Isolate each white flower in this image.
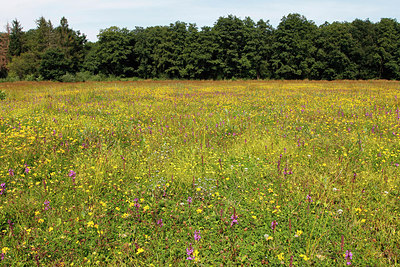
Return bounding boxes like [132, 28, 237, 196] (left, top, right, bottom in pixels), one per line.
[333, 188, 338, 191]
[337, 209, 343, 215]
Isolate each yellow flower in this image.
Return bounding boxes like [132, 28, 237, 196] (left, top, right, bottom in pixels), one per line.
[264, 234, 273, 241]
[2, 247, 10, 254]
[87, 221, 94, 228]
[38, 219, 44, 223]
[196, 209, 203, 214]
[295, 230, 303, 237]
[252, 215, 257, 219]
[193, 249, 199, 261]
[196, 187, 201, 192]
[136, 248, 144, 255]
[143, 205, 150, 211]
[300, 254, 310, 261]
[49, 227, 54, 232]
[277, 253, 284, 261]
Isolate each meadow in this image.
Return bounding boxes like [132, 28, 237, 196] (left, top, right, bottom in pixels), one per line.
[0, 80, 399, 266]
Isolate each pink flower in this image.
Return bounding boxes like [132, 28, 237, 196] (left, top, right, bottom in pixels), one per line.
[194, 230, 201, 241]
[271, 220, 278, 230]
[186, 243, 194, 260]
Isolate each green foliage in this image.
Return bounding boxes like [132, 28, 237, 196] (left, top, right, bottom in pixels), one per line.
[96, 27, 135, 77]
[8, 19, 24, 58]
[7, 52, 40, 79]
[0, 90, 6, 100]
[3, 14, 400, 81]
[271, 13, 318, 79]
[39, 48, 71, 80]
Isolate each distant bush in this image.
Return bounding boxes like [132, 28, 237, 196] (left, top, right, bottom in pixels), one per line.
[60, 73, 76, 83]
[25, 74, 37, 81]
[0, 90, 6, 100]
[75, 71, 93, 82]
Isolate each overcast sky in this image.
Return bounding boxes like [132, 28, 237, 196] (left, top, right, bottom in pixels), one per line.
[1, 0, 399, 41]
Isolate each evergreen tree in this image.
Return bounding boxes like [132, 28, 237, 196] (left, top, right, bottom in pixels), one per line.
[8, 19, 24, 58]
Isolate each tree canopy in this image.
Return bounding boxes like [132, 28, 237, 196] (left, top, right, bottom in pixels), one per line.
[1, 14, 400, 81]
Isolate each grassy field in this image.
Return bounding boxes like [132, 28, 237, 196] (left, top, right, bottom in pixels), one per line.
[0, 80, 399, 266]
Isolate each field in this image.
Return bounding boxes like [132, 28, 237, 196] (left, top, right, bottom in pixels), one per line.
[0, 80, 399, 266]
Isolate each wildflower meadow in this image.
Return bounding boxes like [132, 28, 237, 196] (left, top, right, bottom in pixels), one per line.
[0, 80, 399, 265]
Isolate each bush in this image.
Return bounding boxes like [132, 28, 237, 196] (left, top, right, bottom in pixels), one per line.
[25, 74, 37, 81]
[60, 73, 76, 83]
[75, 71, 93, 82]
[0, 90, 6, 100]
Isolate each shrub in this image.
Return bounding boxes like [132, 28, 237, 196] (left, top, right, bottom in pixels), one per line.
[60, 73, 76, 83]
[0, 90, 6, 100]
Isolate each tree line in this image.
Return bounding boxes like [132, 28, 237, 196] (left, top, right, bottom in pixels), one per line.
[1, 14, 400, 81]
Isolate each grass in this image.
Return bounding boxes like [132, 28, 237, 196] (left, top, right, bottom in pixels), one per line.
[0, 80, 399, 265]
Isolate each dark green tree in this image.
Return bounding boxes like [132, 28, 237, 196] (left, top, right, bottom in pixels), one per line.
[35, 17, 55, 53]
[271, 14, 318, 79]
[8, 19, 24, 58]
[192, 26, 220, 79]
[96, 26, 135, 77]
[375, 18, 400, 79]
[316, 22, 357, 80]
[39, 48, 71, 80]
[213, 15, 248, 79]
[349, 19, 380, 79]
[55, 17, 87, 74]
[243, 19, 274, 79]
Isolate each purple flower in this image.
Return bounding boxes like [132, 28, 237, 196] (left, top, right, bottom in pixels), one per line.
[345, 250, 353, 265]
[44, 200, 51, 211]
[194, 230, 201, 241]
[157, 218, 163, 227]
[0, 253, 4, 260]
[0, 183, 5, 195]
[231, 214, 238, 226]
[345, 250, 352, 260]
[187, 197, 192, 206]
[8, 169, 14, 177]
[186, 243, 194, 260]
[68, 170, 76, 178]
[271, 220, 278, 230]
[134, 198, 140, 208]
[306, 195, 313, 202]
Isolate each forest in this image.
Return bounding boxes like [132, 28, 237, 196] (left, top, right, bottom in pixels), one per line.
[0, 14, 399, 81]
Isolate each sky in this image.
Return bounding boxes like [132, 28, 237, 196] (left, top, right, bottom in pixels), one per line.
[1, 0, 399, 41]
